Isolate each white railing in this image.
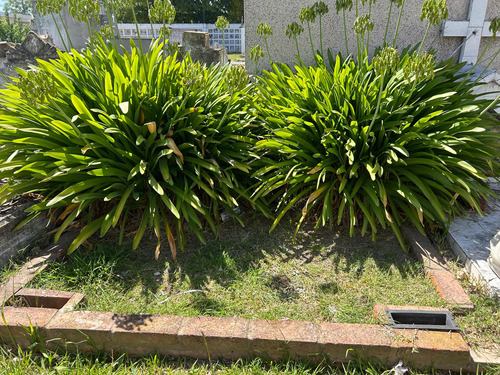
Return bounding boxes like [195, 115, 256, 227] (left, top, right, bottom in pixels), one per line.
[117, 23, 245, 53]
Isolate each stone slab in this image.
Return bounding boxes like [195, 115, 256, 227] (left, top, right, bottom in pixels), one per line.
[248, 319, 321, 359]
[447, 180, 500, 297]
[111, 314, 183, 357]
[403, 227, 474, 309]
[44, 311, 115, 352]
[0, 200, 48, 267]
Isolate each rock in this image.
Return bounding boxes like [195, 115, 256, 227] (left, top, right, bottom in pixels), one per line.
[180, 31, 227, 66]
[182, 31, 209, 50]
[21, 31, 47, 55]
[6, 31, 59, 64]
[488, 232, 500, 278]
[0, 42, 12, 58]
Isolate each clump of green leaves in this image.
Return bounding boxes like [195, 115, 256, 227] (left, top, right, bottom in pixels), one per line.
[404, 52, 435, 82]
[490, 17, 500, 37]
[0, 38, 262, 260]
[0, 14, 30, 43]
[353, 14, 374, 37]
[421, 0, 448, 26]
[299, 5, 317, 58]
[68, 0, 101, 23]
[16, 70, 58, 106]
[372, 46, 399, 75]
[254, 50, 500, 246]
[149, 0, 176, 24]
[35, 0, 66, 15]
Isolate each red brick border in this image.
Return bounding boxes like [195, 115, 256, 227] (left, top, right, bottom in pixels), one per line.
[403, 227, 474, 310]
[0, 308, 473, 372]
[0, 232, 76, 305]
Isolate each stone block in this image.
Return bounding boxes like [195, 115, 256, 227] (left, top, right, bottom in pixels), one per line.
[0, 42, 12, 58]
[395, 329, 471, 371]
[21, 32, 48, 56]
[0, 200, 49, 267]
[180, 31, 226, 66]
[182, 31, 209, 49]
[6, 31, 59, 64]
[0, 307, 58, 347]
[318, 323, 392, 361]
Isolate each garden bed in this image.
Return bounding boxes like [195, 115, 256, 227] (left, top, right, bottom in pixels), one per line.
[24, 213, 444, 323]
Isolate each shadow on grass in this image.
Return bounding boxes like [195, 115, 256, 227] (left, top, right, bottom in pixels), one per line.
[167, 211, 418, 292]
[28, 210, 430, 319]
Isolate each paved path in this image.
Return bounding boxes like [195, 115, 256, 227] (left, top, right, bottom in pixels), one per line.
[447, 180, 500, 297]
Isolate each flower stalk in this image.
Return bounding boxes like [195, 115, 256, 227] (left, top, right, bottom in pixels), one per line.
[257, 22, 273, 64]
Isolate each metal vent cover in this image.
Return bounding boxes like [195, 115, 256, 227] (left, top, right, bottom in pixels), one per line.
[385, 309, 460, 331]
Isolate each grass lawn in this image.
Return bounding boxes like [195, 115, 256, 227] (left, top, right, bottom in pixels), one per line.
[2, 214, 499, 372]
[25, 213, 443, 323]
[1, 345, 499, 374]
[228, 53, 245, 62]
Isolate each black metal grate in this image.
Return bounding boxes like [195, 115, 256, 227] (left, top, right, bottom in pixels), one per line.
[386, 309, 460, 331]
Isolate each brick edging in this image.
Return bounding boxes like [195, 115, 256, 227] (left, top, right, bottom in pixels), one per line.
[403, 227, 474, 310]
[0, 308, 473, 372]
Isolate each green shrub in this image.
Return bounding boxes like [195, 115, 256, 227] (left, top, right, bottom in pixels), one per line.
[0, 14, 30, 43]
[0, 37, 260, 259]
[253, 51, 500, 246]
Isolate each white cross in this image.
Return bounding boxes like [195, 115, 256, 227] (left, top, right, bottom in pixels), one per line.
[442, 0, 497, 64]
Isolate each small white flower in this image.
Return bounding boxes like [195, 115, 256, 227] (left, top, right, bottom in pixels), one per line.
[392, 361, 409, 375]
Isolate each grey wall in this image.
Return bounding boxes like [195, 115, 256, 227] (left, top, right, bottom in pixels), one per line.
[31, 1, 99, 51]
[245, 0, 500, 71]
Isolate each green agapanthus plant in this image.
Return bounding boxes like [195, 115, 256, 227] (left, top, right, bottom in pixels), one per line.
[257, 22, 273, 64]
[250, 45, 265, 76]
[299, 5, 317, 58]
[215, 16, 230, 59]
[0, 37, 264, 260]
[286, 22, 305, 61]
[335, 0, 353, 55]
[313, 1, 329, 57]
[149, 0, 176, 48]
[68, 0, 101, 38]
[254, 50, 500, 247]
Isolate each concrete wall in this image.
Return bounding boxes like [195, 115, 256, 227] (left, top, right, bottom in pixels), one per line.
[0, 11, 33, 25]
[245, 0, 500, 71]
[0, 201, 48, 267]
[31, 1, 101, 51]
